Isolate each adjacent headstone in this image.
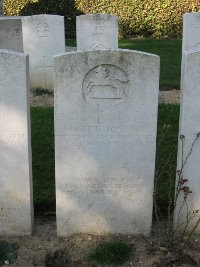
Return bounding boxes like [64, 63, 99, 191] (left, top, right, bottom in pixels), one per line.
[0, 17, 23, 52]
[0, 0, 3, 15]
[175, 50, 200, 232]
[182, 12, 200, 52]
[54, 49, 160, 236]
[65, 46, 76, 52]
[22, 15, 65, 90]
[0, 49, 33, 235]
[76, 14, 118, 50]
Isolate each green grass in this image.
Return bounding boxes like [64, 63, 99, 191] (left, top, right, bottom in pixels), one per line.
[89, 241, 131, 265]
[66, 39, 182, 87]
[156, 104, 180, 212]
[0, 241, 19, 266]
[31, 105, 180, 213]
[66, 39, 76, 47]
[31, 107, 55, 213]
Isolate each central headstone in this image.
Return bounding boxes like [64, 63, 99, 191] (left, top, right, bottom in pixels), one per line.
[22, 15, 65, 90]
[54, 49, 159, 236]
[0, 49, 33, 235]
[76, 14, 118, 50]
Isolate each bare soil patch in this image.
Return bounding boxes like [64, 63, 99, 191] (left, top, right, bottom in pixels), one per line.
[1, 216, 200, 267]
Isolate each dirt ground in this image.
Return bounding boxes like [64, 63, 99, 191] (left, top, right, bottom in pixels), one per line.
[30, 89, 181, 107]
[0, 89, 191, 267]
[1, 215, 200, 267]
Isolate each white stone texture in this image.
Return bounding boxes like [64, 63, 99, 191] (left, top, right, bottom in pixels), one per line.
[175, 50, 200, 232]
[0, 17, 23, 52]
[76, 14, 118, 50]
[0, 50, 33, 235]
[22, 15, 65, 90]
[65, 46, 76, 52]
[182, 12, 200, 52]
[54, 49, 160, 236]
[0, 0, 3, 15]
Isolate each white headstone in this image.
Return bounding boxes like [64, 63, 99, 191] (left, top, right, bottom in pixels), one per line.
[76, 14, 118, 50]
[182, 12, 200, 52]
[0, 50, 33, 235]
[0, 17, 23, 52]
[54, 49, 160, 236]
[0, 0, 3, 15]
[22, 14, 65, 90]
[175, 50, 200, 232]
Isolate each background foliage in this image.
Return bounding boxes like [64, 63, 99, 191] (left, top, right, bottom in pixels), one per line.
[3, 0, 200, 38]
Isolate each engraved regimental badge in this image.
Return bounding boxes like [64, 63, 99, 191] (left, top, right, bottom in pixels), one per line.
[83, 64, 129, 112]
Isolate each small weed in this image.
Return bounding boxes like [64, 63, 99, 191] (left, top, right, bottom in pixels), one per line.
[45, 249, 69, 267]
[0, 241, 19, 266]
[89, 241, 131, 265]
[33, 88, 53, 97]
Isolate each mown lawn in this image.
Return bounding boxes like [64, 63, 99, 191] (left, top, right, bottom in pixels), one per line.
[66, 39, 182, 88]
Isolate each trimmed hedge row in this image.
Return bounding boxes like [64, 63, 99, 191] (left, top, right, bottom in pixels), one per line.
[4, 0, 200, 38]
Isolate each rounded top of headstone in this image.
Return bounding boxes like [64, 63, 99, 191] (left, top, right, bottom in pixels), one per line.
[184, 11, 200, 19]
[76, 13, 118, 22]
[22, 14, 64, 21]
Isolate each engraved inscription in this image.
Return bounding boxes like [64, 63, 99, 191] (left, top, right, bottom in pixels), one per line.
[89, 33, 106, 49]
[65, 177, 144, 198]
[56, 122, 155, 146]
[0, 134, 25, 146]
[0, 21, 22, 51]
[82, 65, 129, 112]
[191, 23, 200, 29]
[0, 207, 22, 230]
[34, 16, 50, 37]
[0, 24, 21, 41]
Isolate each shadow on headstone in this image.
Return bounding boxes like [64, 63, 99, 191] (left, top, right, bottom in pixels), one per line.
[19, 0, 84, 38]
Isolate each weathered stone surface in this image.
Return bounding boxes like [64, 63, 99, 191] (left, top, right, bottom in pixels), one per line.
[0, 17, 23, 52]
[0, 49, 33, 235]
[175, 50, 200, 232]
[65, 46, 76, 52]
[54, 49, 160, 236]
[22, 15, 65, 90]
[76, 14, 118, 50]
[182, 12, 200, 52]
[0, 0, 3, 15]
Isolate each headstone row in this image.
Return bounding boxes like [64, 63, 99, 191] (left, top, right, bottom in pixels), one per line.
[0, 14, 118, 91]
[0, 13, 160, 236]
[0, 15, 65, 90]
[1, 11, 200, 237]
